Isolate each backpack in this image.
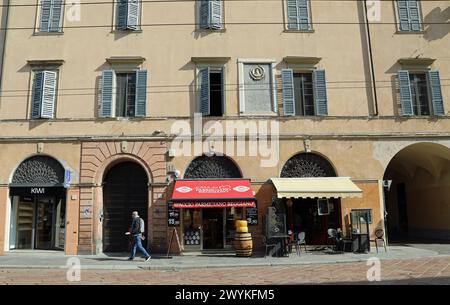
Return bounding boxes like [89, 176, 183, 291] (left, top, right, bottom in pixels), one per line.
[133, 217, 145, 234]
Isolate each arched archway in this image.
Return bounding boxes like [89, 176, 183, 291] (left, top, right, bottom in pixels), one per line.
[102, 161, 149, 252]
[184, 155, 242, 179]
[280, 152, 340, 245]
[8, 155, 67, 251]
[384, 142, 450, 242]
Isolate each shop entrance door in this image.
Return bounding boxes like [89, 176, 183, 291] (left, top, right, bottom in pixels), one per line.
[35, 197, 55, 249]
[202, 209, 224, 249]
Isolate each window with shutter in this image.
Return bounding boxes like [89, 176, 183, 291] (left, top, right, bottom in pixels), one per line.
[117, 0, 140, 31]
[281, 69, 295, 116]
[100, 70, 116, 117]
[313, 70, 328, 116]
[398, 70, 413, 116]
[286, 0, 312, 31]
[199, 0, 223, 30]
[135, 70, 148, 117]
[199, 68, 211, 116]
[31, 70, 57, 119]
[39, 0, 64, 32]
[428, 71, 445, 116]
[396, 0, 423, 32]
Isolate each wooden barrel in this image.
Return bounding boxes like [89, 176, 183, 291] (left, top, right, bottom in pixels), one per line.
[234, 232, 253, 257]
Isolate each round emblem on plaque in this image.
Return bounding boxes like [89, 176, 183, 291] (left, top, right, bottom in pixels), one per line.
[249, 66, 265, 81]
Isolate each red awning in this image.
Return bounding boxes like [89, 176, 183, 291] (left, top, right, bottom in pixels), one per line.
[171, 179, 256, 208]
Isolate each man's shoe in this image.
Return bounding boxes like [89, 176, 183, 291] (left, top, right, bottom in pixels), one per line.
[128, 257, 134, 261]
[145, 256, 151, 262]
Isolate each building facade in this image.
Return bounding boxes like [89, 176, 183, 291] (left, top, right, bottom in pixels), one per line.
[0, 0, 449, 255]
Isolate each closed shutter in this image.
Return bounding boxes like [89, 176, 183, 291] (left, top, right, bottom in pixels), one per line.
[397, 0, 411, 31]
[49, 0, 64, 32]
[408, 0, 422, 31]
[281, 69, 295, 116]
[39, 0, 52, 32]
[298, 0, 310, 30]
[127, 0, 140, 30]
[41, 71, 57, 118]
[135, 69, 148, 117]
[117, 0, 128, 30]
[31, 71, 45, 119]
[287, 0, 299, 30]
[200, 1, 209, 29]
[398, 70, 413, 116]
[101, 70, 116, 117]
[287, 0, 310, 30]
[428, 71, 445, 116]
[199, 68, 210, 116]
[209, 0, 222, 29]
[313, 69, 328, 116]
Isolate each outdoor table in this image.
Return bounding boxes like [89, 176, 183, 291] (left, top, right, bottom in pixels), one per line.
[270, 235, 290, 257]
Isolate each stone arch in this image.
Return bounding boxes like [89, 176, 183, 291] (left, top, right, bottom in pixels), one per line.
[383, 142, 450, 241]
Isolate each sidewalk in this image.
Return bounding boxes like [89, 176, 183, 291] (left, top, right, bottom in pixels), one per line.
[0, 245, 447, 270]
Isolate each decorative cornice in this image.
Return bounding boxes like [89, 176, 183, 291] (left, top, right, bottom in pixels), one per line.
[106, 56, 146, 65]
[398, 58, 436, 67]
[27, 59, 65, 67]
[191, 57, 231, 64]
[283, 56, 322, 65]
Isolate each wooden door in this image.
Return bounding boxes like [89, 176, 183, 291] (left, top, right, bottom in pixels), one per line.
[103, 162, 148, 252]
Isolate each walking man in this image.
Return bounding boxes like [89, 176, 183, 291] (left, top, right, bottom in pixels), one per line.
[128, 211, 151, 261]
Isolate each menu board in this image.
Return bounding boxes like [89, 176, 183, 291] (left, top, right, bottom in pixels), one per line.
[246, 205, 258, 226]
[167, 202, 180, 227]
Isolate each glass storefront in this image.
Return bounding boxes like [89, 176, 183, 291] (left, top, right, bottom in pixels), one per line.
[10, 195, 66, 250]
[182, 208, 245, 251]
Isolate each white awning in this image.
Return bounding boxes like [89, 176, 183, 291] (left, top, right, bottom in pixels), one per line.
[270, 177, 363, 199]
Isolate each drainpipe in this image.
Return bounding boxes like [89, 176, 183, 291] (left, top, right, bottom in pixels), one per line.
[363, 0, 379, 116]
[0, 0, 10, 98]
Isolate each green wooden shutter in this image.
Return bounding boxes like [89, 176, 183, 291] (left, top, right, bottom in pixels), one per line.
[209, 0, 222, 29]
[41, 71, 57, 118]
[117, 0, 128, 30]
[298, 0, 311, 30]
[408, 0, 422, 31]
[127, 0, 140, 30]
[31, 71, 44, 119]
[428, 71, 444, 116]
[281, 69, 295, 116]
[49, 0, 63, 32]
[199, 68, 210, 116]
[398, 70, 413, 116]
[313, 69, 328, 116]
[39, 0, 52, 32]
[287, 0, 299, 30]
[200, 1, 209, 29]
[135, 69, 148, 117]
[101, 70, 116, 117]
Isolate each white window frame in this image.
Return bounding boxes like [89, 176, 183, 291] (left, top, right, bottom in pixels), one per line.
[195, 64, 227, 116]
[29, 67, 60, 119]
[113, 0, 143, 32]
[238, 58, 278, 116]
[283, 0, 314, 32]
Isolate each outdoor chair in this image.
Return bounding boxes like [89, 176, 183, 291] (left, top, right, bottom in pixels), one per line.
[371, 229, 387, 253]
[263, 236, 279, 258]
[296, 232, 307, 256]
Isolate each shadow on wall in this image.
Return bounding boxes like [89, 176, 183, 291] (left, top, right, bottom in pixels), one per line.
[423, 6, 450, 41]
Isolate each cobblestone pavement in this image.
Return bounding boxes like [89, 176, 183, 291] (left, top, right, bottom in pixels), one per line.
[1, 256, 449, 284]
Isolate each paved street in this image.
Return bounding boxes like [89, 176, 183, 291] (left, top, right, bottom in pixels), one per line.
[0, 256, 449, 284]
